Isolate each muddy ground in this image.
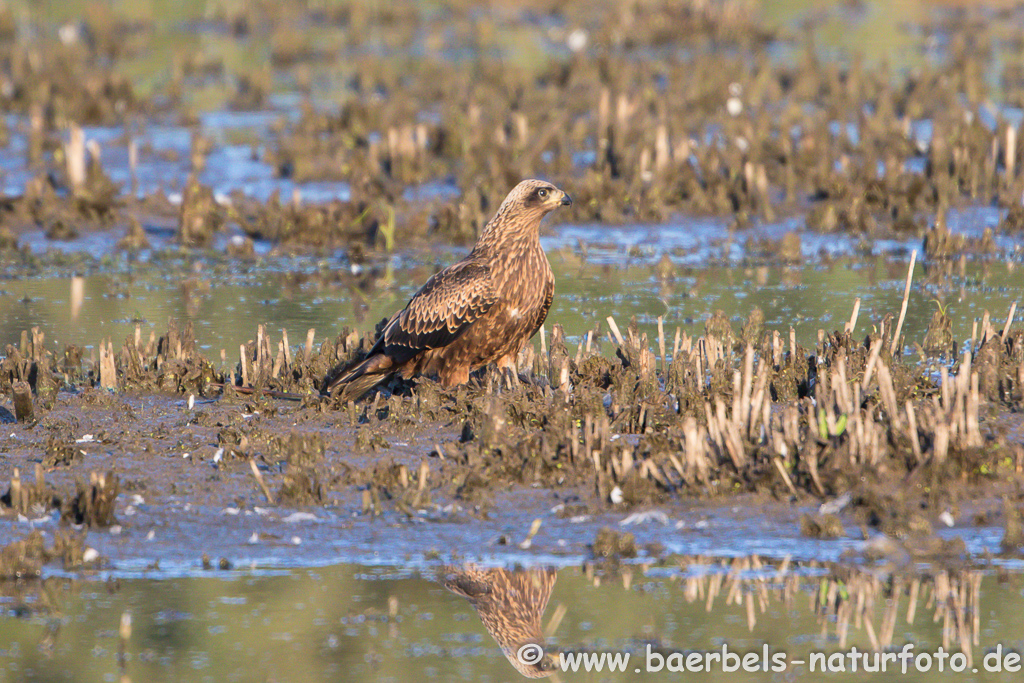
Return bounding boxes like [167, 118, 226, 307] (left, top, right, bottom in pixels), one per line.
[0, 385, 1017, 575]
[0, 300, 1022, 580]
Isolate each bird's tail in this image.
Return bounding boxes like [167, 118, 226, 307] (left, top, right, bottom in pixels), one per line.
[324, 352, 395, 402]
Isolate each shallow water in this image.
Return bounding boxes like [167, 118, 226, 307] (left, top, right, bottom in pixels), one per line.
[2, 561, 1023, 682]
[0, 228, 1019, 365]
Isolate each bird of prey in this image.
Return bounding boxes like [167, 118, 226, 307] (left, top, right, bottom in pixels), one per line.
[443, 565, 559, 678]
[326, 178, 571, 401]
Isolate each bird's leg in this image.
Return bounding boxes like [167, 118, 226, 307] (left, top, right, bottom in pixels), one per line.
[495, 355, 520, 392]
[501, 366, 520, 391]
[441, 364, 472, 389]
[481, 366, 506, 394]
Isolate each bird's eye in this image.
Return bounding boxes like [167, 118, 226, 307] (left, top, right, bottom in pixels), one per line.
[537, 188, 548, 199]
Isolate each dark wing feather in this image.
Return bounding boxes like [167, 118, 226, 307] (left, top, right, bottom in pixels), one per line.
[324, 259, 495, 397]
[442, 569, 495, 601]
[381, 259, 497, 361]
[529, 277, 554, 338]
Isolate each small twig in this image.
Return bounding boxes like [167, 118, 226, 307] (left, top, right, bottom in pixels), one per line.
[66, 124, 86, 194]
[606, 316, 625, 346]
[861, 337, 884, 392]
[249, 458, 276, 504]
[99, 339, 117, 390]
[544, 603, 567, 638]
[240, 344, 249, 386]
[304, 328, 316, 363]
[772, 457, 799, 497]
[845, 298, 861, 336]
[657, 316, 667, 374]
[1003, 301, 1017, 338]
[518, 518, 543, 549]
[890, 250, 916, 356]
[413, 460, 430, 506]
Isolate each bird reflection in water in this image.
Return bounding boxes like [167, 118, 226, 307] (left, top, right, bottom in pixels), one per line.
[443, 565, 560, 678]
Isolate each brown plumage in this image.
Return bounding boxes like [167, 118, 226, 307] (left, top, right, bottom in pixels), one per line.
[326, 179, 571, 401]
[443, 565, 559, 678]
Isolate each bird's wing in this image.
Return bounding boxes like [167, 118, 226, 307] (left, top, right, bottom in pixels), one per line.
[530, 276, 554, 338]
[382, 259, 497, 356]
[442, 568, 495, 601]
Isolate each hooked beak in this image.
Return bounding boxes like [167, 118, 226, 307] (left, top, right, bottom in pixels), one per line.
[559, 191, 573, 206]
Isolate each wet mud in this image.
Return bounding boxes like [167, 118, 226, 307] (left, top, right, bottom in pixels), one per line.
[0, 295, 1021, 576]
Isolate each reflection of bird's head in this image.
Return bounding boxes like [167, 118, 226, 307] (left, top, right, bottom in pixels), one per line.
[443, 565, 559, 678]
[507, 637, 560, 679]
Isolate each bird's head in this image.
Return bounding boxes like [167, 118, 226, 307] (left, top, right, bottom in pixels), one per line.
[491, 179, 572, 226]
[476, 179, 572, 249]
[509, 179, 573, 218]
